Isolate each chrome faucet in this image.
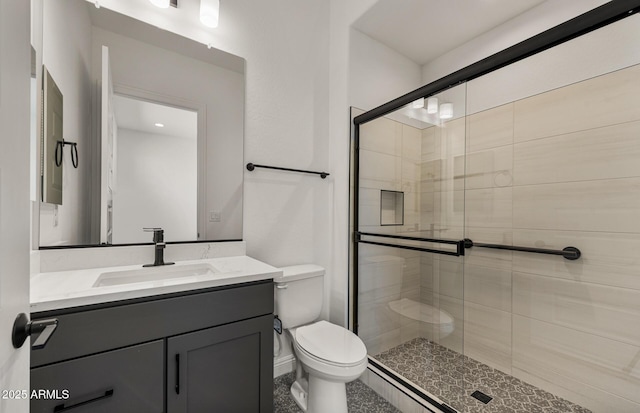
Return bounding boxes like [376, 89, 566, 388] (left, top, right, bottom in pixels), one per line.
[143, 228, 175, 267]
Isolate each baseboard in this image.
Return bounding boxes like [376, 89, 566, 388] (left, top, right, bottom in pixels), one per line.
[274, 354, 296, 378]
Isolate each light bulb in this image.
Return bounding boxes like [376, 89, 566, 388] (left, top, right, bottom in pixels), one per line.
[412, 98, 425, 109]
[427, 97, 438, 114]
[200, 0, 220, 28]
[439, 103, 453, 119]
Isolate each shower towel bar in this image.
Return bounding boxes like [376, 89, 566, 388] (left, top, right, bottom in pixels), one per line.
[355, 232, 465, 257]
[463, 238, 581, 260]
[246, 163, 329, 179]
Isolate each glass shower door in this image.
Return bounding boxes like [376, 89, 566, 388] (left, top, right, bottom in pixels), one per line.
[354, 84, 467, 411]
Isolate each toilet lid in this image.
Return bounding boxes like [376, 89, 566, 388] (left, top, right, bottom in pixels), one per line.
[294, 320, 367, 365]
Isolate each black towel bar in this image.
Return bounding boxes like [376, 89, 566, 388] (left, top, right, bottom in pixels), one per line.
[246, 163, 329, 179]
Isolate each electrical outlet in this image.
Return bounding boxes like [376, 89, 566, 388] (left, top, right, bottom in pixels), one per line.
[273, 315, 282, 334]
[209, 211, 221, 222]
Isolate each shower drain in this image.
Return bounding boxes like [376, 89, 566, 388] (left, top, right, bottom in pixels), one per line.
[470, 390, 493, 404]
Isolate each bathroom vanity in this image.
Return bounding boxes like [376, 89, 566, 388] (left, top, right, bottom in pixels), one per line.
[29, 256, 278, 413]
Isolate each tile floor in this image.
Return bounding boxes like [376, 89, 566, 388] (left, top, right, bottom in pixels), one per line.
[375, 338, 592, 413]
[274, 372, 401, 413]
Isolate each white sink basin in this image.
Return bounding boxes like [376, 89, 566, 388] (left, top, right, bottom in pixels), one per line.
[93, 263, 218, 287]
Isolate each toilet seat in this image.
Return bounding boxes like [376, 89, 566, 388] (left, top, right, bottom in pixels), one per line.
[293, 320, 367, 367]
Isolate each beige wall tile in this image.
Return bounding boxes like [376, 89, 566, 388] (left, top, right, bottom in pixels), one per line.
[438, 259, 464, 300]
[465, 187, 513, 229]
[434, 190, 465, 229]
[513, 367, 640, 413]
[513, 316, 640, 407]
[513, 229, 640, 291]
[437, 295, 463, 353]
[420, 159, 440, 192]
[464, 264, 512, 312]
[514, 120, 640, 185]
[464, 226, 513, 270]
[464, 302, 512, 375]
[513, 178, 640, 233]
[513, 272, 640, 347]
[358, 187, 381, 227]
[421, 126, 439, 162]
[359, 149, 401, 184]
[440, 117, 467, 158]
[360, 116, 402, 156]
[514, 64, 640, 142]
[465, 145, 513, 189]
[466, 103, 514, 152]
[402, 124, 422, 162]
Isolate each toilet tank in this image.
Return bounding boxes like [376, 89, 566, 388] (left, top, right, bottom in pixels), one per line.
[275, 265, 325, 329]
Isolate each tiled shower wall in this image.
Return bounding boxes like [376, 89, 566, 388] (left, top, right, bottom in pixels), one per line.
[431, 63, 640, 413]
[359, 63, 640, 413]
[357, 118, 426, 355]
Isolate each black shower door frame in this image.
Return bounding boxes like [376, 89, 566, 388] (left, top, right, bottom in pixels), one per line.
[351, 1, 640, 411]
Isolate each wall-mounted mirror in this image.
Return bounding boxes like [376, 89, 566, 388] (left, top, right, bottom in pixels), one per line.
[35, 0, 245, 247]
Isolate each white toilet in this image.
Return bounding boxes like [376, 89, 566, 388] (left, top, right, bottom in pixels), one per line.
[275, 265, 368, 413]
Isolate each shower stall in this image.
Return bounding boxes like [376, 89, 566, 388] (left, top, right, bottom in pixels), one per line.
[350, 3, 640, 413]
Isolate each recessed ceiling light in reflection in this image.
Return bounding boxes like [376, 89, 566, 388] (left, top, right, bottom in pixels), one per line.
[439, 103, 453, 119]
[426, 97, 438, 114]
[155, 123, 165, 128]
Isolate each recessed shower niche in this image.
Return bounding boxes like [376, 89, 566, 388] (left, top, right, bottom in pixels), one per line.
[380, 190, 404, 226]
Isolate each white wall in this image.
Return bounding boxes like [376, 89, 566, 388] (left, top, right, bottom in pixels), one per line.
[89, 0, 335, 368]
[349, 28, 422, 111]
[466, 14, 640, 114]
[39, 0, 93, 246]
[421, 0, 610, 85]
[112, 129, 197, 244]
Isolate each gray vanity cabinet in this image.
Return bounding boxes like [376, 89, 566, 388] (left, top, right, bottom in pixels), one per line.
[167, 315, 273, 412]
[31, 341, 164, 413]
[30, 280, 274, 413]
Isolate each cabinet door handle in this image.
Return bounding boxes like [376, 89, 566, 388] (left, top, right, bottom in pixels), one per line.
[53, 389, 114, 412]
[12, 313, 58, 350]
[175, 354, 180, 395]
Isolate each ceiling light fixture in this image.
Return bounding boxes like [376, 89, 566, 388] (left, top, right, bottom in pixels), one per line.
[412, 98, 425, 109]
[149, 0, 170, 8]
[439, 103, 453, 119]
[427, 97, 439, 114]
[155, 123, 165, 128]
[200, 0, 220, 28]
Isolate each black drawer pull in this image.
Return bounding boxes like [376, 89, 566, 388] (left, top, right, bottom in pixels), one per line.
[53, 389, 114, 412]
[175, 354, 180, 394]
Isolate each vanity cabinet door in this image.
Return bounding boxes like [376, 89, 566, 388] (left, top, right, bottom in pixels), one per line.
[31, 340, 164, 413]
[167, 315, 273, 413]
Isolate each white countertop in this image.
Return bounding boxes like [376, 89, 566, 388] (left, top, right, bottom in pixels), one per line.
[30, 255, 281, 313]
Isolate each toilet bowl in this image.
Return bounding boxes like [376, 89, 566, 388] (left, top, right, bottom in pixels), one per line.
[289, 320, 368, 412]
[275, 265, 368, 413]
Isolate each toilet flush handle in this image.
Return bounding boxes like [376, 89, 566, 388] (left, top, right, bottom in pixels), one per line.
[276, 283, 289, 289]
